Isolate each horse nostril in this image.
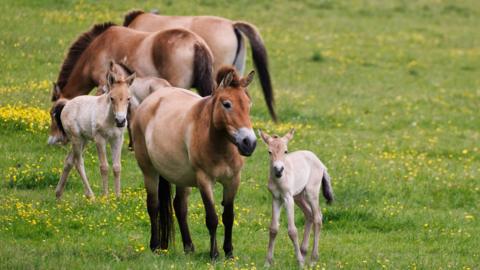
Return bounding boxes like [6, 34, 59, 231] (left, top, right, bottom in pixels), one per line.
[242, 138, 249, 147]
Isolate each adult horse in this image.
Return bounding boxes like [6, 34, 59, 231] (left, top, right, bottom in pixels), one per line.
[132, 66, 257, 259]
[48, 22, 214, 145]
[124, 10, 277, 120]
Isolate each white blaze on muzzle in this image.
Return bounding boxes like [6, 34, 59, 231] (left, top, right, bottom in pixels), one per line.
[233, 127, 257, 156]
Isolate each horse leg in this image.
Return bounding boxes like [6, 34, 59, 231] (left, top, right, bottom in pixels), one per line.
[55, 151, 74, 199]
[72, 139, 94, 199]
[144, 171, 160, 251]
[95, 136, 109, 197]
[306, 192, 322, 264]
[265, 198, 282, 267]
[110, 136, 123, 198]
[127, 104, 134, 151]
[196, 171, 219, 260]
[285, 195, 304, 267]
[221, 173, 240, 258]
[173, 187, 194, 253]
[294, 194, 314, 257]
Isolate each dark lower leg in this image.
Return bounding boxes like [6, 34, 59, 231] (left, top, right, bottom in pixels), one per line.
[222, 201, 234, 258]
[173, 189, 194, 253]
[200, 192, 218, 260]
[147, 193, 160, 251]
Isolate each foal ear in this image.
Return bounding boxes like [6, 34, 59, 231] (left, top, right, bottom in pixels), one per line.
[106, 70, 116, 89]
[218, 70, 234, 89]
[258, 129, 271, 144]
[283, 128, 295, 142]
[241, 70, 255, 87]
[126, 72, 136, 86]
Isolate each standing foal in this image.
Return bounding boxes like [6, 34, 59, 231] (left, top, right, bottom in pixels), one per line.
[259, 129, 334, 267]
[53, 61, 135, 199]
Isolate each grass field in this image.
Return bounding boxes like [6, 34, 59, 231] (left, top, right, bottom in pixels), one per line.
[0, 0, 479, 269]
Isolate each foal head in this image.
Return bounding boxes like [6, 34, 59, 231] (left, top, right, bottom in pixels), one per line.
[105, 61, 135, 127]
[211, 67, 257, 156]
[259, 129, 295, 178]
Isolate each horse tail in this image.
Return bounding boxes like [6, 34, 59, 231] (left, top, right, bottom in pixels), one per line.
[233, 22, 276, 121]
[193, 43, 214, 97]
[158, 176, 174, 249]
[123, 10, 145, 27]
[322, 170, 334, 204]
[53, 100, 67, 138]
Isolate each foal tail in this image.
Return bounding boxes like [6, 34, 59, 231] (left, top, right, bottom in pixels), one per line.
[193, 43, 215, 97]
[53, 100, 67, 138]
[322, 170, 334, 204]
[158, 176, 174, 249]
[233, 22, 276, 121]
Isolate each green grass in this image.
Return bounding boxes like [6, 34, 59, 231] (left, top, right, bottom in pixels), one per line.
[1, 0, 479, 269]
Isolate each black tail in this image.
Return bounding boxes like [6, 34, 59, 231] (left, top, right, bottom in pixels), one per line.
[158, 176, 174, 249]
[53, 100, 67, 137]
[193, 43, 214, 97]
[123, 10, 145, 26]
[322, 170, 334, 204]
[233, 22, 276, 121]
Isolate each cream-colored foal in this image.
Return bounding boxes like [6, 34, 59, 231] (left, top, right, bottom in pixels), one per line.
[259, 129, 334, 267]
[53, 61, 135, 199]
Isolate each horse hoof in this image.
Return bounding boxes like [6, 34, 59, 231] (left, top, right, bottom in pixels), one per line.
[264, 259, 272, 267]
[210, 250, 219, 261]
[184, 243, 195, 254]
[225, 251, 234, 259]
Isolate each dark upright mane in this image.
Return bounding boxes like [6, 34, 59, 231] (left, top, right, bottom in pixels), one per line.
[56, 22, 116, 90]
[123, 10, 145, 26]
[216, 66, 241, 87]
[117, 62, 135, 76]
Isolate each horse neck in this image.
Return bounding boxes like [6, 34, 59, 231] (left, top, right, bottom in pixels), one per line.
[61, 72, 94, 99]
[193, 98, 233, 153]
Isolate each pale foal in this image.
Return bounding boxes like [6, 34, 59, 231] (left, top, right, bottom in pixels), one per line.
[259, 129, 334, 267]
[53, 61, 135, 199]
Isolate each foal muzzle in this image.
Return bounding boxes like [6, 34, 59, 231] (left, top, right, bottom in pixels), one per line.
[233, 128, 257, 156]
[115, 112, 127, 128]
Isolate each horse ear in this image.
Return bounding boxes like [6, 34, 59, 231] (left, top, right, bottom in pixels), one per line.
[258, 129, 271, 144]
[126, 72, 136, 86]
[241, 70, 255, 87]
[283, 128, 295, 142]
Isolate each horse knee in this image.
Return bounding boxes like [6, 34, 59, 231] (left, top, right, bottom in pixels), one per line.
[99, 164, 109, 174]
[112, 164, 121, 174]
[206, 214, 218, 232]
[269, 225, 278, 237]
[288, 226, 298, 240]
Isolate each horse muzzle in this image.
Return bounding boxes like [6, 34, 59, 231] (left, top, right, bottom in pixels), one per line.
[115, 118, 126, 127]
[234, 128, 257, 156]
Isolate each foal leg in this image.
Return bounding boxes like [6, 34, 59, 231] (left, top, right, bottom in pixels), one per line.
[265, 198, 282, 267]
[95, 136, 109, 196]
[173, 187, 195, 253]
[222, 174, 240, 259]
[72, 139, 94, 199]
[110, 136, 124, 198]
[295, 194, 314, 257]
[196, 171, 219, 260]
[126, 104, 134, 151]
[307, 193, 322, 264]
[285, 195, 304, 267]
[55, 151, 74, 199]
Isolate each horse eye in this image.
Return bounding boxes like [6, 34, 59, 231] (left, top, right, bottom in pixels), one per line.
[110, 97, 114, 101]
[284, 151, 288, 154]
[222, 100, 232, 109]
[268, 151, 272, 155]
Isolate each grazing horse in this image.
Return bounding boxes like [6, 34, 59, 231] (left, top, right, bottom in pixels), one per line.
[124, 10, 277, 120]
[53, 61, 135, 199]
[259, 129, 334, 267]
[132, 67, 257, 259]
[48, 22, 214, 145]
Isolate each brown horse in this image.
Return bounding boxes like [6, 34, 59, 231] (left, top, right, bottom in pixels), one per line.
[124, 10, 277, 120]
[48, 22, 214, 145]
[132, 66, 257, 259]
